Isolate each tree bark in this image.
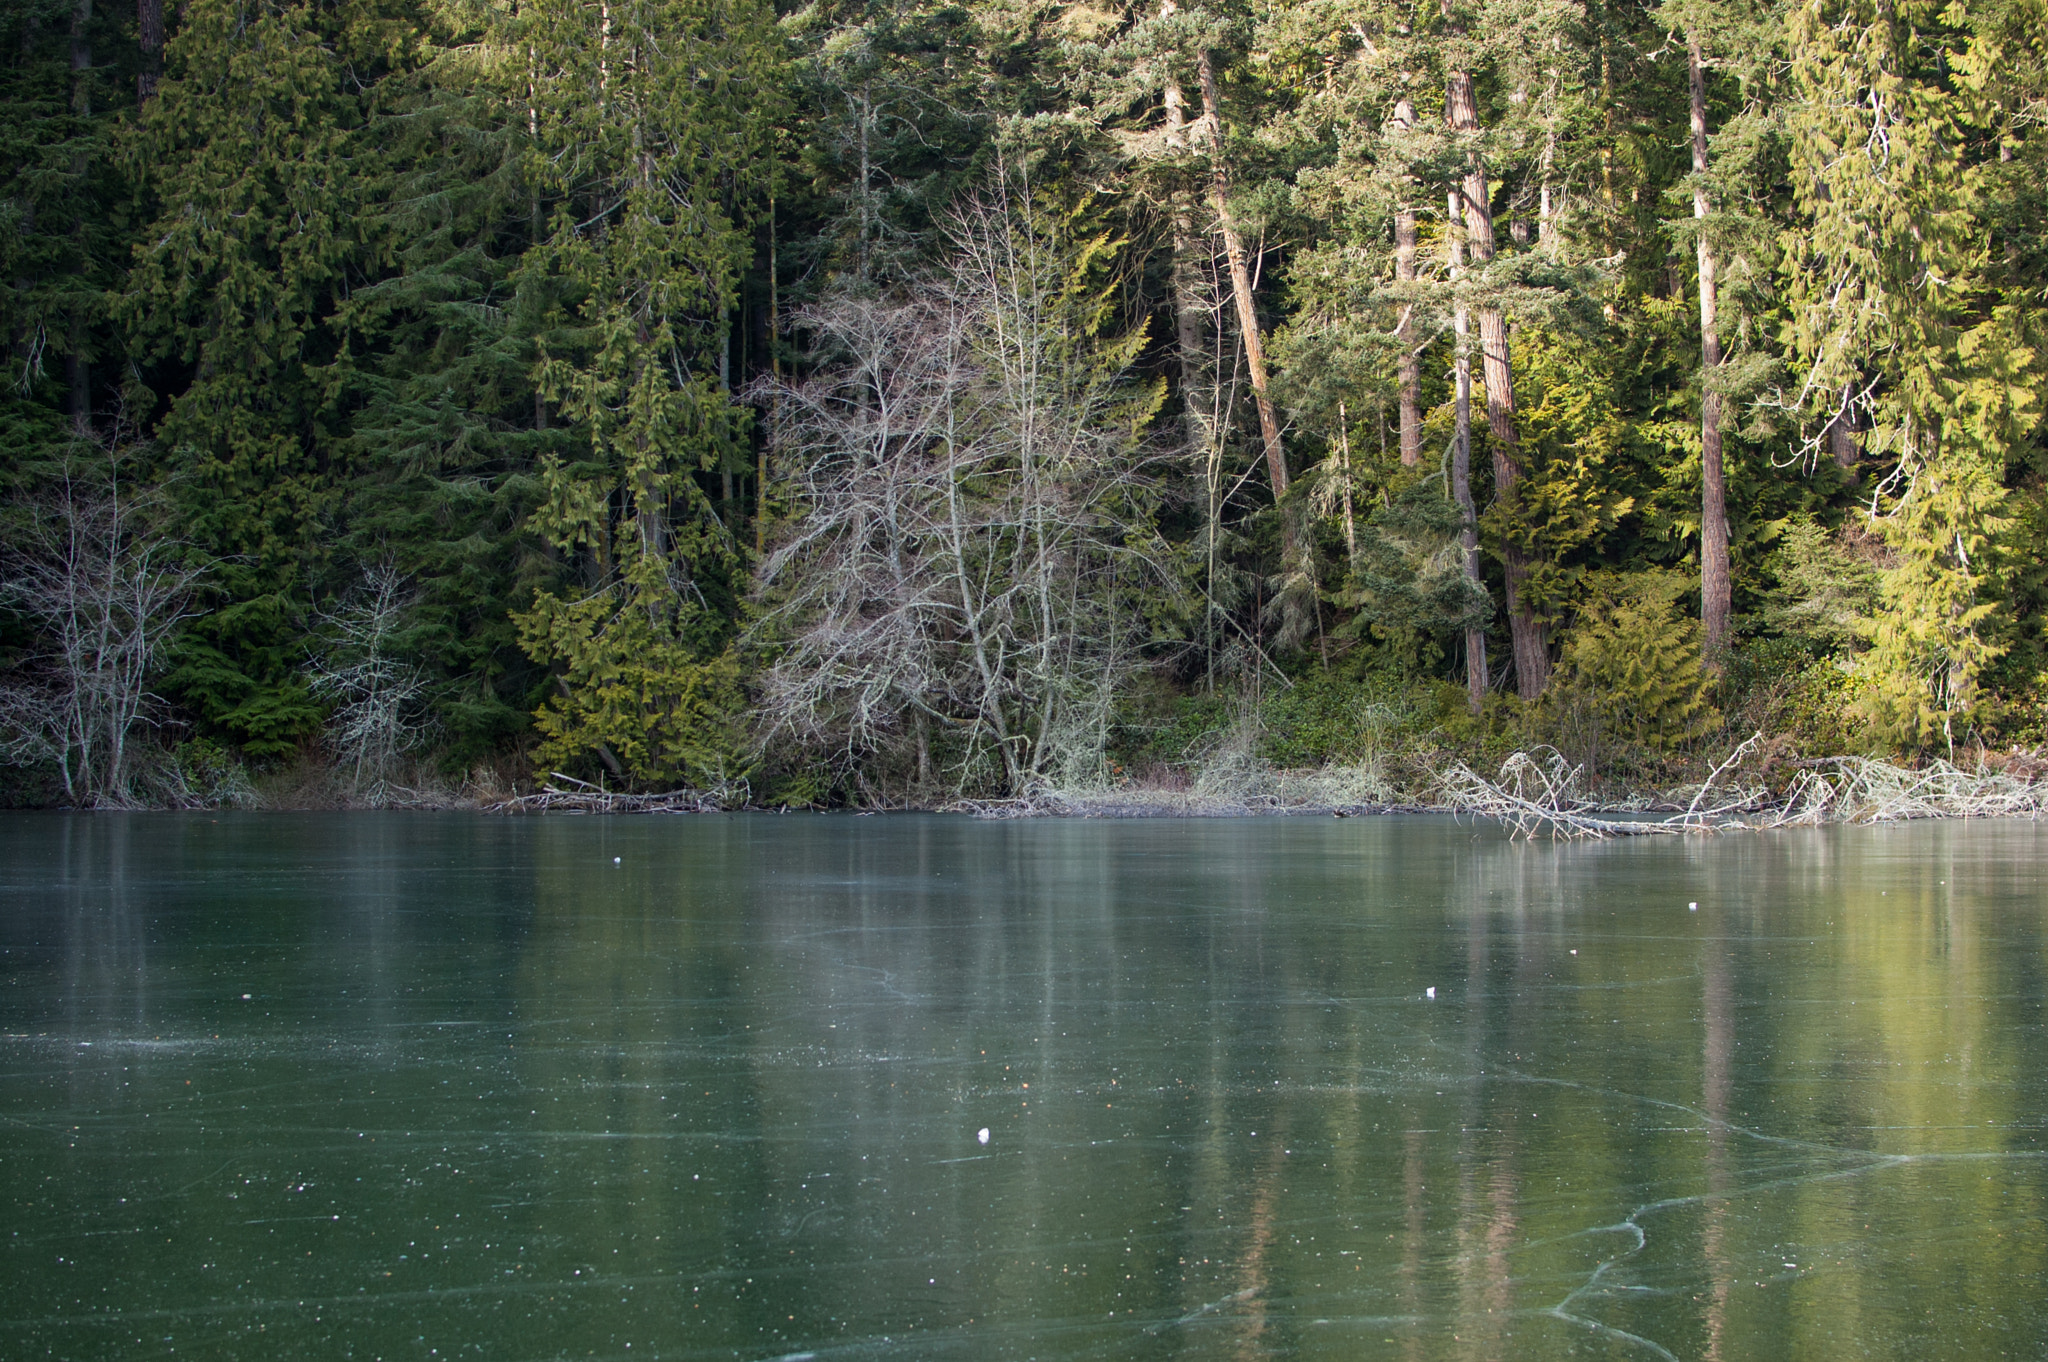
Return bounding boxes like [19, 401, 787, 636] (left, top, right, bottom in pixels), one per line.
[1448, 70, 1546, 698]
[70, 0, 90, 109]
[1162, 41, 1209, 457]
[1827, 381, 1859, 474]
[137, 0, 162, 101]
[1448, 189, 1486, 714]
[1196, 50, 1291, 541]
[760, 191, 777, 558]
[1389, 98, 1421, 468]
[1691, 36, 1731, 661]
[68, 0, 92, 438]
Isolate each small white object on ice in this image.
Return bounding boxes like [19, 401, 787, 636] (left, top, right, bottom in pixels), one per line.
[1689, 901, 1698, 910]
[977, 1127, 990, 1145]
[1425, 987, 1436, 999]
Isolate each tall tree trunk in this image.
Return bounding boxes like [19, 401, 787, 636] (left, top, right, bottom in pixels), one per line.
[1196, 50, 1291, 554]
[68, 0, 91, 438]
[137, 0, 161, 101]
[1162, 38, 1209, 458]
[856, 85, 873, 278]
[760, 191, 777, 558]
[530, 46, 548, 440]
[1597, 0, 1616, 238]
[1338, 400, 1357, 562]
[1448, 189, 1486, 714]
[1691, 36, 1731, 661]
[69, 0, 89, 109]
[1389, 98, 1421, 468]
[1160, 11, 1226, 680]
[1448, 71, 1546, 698]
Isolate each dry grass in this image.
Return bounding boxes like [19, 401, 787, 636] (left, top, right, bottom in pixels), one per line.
[954, 722, 1423, 819]
[247, 754, 529, 811]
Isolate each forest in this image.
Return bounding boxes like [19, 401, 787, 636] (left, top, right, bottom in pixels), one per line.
[1, 0, 2044, 810]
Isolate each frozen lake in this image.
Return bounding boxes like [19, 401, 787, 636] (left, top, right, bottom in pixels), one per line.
[2, 811, 2044, 1359]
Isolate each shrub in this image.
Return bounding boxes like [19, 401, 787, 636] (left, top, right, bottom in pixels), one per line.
[1257, 671, 1426, 769]
[1542, 571, 1718, 766]
[1757, 516, 1885, 651]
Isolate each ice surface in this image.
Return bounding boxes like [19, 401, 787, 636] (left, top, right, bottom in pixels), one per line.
[1, 811, 2044, 1359]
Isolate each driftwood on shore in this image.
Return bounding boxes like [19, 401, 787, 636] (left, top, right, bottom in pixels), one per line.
[1765, 755, 2048, 827]
[1433, 737, 2048, 839]
[486, 747, 2048, 836]
[489, 773, 740, 815]
[958, 736, 2048, 837]
[953, 790, 1431, 820]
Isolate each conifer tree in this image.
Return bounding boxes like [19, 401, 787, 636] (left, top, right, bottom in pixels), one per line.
[331, 14, 573, 758]
[1658, 0, 1780, 661]
[125, 0, 392, 755]
[511, 0, 781, 786]
[2, 0, 136, 454]
[782, 0, 996, 283]
[1780, 0, 2040, 747]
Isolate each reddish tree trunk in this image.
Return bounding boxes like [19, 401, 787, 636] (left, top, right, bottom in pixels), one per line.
[1197, 50, 1291, 553]
[1448, 188, 1486, 713]
[1691, 36, 1731, 661]
[1448, 70, 1546, 699]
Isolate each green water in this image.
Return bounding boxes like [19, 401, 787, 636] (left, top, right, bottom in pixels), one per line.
[1, 812, 2044, 1360]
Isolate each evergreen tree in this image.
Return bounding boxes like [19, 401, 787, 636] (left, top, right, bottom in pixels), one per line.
[1780, 0, 2041, 748]
[511, 0, 781, 787]
[1655, 0, 1782, 659]
[2, 0, 140, 454]
[328, 5, 573, 760]
[124, 0, 405, 755]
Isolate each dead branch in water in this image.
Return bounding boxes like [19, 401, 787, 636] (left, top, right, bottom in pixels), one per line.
[1434, 734, 1772, 839]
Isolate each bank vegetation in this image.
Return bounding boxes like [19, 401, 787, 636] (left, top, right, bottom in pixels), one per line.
[4, 0, 2046, 833]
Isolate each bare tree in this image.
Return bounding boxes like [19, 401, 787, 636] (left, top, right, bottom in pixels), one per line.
[747, 180, 1180, 797]
[306, 564, 433, 801]
[0, 461, 204, 806]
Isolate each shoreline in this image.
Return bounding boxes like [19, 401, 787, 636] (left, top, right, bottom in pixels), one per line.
[12, 748, 2044, 839]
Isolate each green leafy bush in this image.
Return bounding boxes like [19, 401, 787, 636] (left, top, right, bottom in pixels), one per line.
[1257, 672, 1427, 769]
